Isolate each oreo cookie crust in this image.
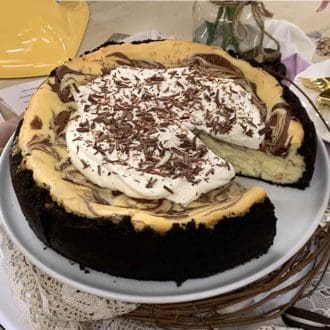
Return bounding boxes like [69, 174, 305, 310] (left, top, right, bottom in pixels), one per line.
[10, 135, 276, 284]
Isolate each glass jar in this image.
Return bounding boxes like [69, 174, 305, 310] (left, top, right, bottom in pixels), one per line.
[193, 0, 275, 61]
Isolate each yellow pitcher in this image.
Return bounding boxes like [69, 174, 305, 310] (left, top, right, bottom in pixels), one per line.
[0, 0, 89, 78]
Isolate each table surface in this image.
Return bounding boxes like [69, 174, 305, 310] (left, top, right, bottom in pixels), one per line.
[0, 0, 329, 92]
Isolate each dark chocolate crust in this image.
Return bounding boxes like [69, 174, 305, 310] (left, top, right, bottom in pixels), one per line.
[10, 141, 276, 284]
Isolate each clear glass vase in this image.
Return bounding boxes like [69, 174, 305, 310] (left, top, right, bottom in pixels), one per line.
[193, 1, 265, 60]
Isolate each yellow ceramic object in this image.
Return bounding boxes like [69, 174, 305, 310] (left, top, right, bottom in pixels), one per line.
[0, 0, 89, 78]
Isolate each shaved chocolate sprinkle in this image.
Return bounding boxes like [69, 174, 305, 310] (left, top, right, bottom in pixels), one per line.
[76, 127, 89, 133]
[163, 185, 174, 194]
[146, 177, 157, 189]
[80, 159, 89, 169]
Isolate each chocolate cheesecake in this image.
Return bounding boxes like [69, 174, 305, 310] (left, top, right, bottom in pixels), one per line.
[10, 40, 316, 283]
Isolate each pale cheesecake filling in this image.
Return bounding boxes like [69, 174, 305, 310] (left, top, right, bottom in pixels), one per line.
[66, 65, 266, 205]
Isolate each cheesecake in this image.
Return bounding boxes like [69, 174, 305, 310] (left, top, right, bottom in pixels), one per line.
[10, 40, 316, 283]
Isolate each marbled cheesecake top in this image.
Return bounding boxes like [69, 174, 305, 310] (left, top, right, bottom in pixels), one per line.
[15, 40, 304, 232]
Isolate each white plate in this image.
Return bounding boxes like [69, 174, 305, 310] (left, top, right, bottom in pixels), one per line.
[0, 135, 329, 304]
[293, 59, 330, 143]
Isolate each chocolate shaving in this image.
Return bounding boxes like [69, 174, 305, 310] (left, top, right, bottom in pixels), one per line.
[146, 177, 157, 188]
[163, 185, 174, 194]
[80, 159, 90, 169]
[76, 127, 89, 133]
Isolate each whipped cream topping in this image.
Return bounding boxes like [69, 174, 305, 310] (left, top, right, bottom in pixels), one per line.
[66, 65, 266, 204]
